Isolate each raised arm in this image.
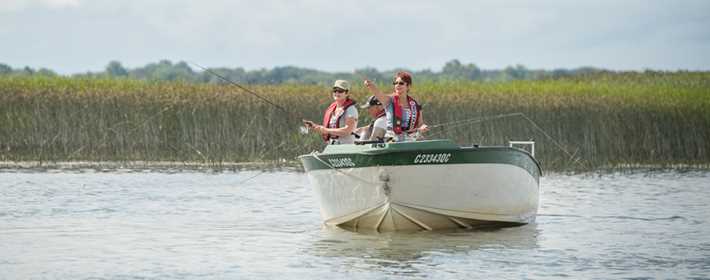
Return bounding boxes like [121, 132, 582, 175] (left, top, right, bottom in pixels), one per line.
[364, 79, 390, 107]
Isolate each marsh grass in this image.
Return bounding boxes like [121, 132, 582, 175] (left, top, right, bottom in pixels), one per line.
[1, 72, 708, 171]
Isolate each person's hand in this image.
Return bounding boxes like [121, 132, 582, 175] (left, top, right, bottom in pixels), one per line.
[364, 79, 377, 92]
[303, 120, 318, 133]
[354, 127, 364, 135]
[418, 124, 429, 133]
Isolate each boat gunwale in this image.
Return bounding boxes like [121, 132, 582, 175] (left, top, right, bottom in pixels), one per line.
[299, 141, 542, 179]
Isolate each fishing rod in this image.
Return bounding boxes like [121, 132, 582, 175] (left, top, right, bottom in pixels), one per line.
[190, 62, 315, 134]
[428, 112, 589, 168]
[189, 62, 295, 118]
[428, 112, 525, 130]
[191, 62, 361, 138]
[102, 62, 303, 135]
[73, 63, 309, 158]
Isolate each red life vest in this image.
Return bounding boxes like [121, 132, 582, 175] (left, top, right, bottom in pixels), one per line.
[391, 94, 421, 135]
[321, 98, 356, 142]
[373, 110, 386, 123]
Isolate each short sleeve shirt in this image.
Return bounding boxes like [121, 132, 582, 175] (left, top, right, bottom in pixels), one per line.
[328, 105, 359, 144]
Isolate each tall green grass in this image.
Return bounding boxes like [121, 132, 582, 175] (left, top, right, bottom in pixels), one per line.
[1, 72, 708, 170]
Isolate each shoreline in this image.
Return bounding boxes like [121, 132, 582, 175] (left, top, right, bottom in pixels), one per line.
[1, 160, 707, 173]
[0, 160, 304, 172]
[2, 75, 708, 170]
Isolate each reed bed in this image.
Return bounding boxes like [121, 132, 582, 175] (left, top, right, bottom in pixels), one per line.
[1, 73, 708, 171]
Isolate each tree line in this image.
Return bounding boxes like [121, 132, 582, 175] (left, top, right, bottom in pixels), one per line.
[0, 59, 627, 85]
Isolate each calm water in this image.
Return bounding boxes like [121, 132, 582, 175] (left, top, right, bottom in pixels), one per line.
[1, 169, 709, 279]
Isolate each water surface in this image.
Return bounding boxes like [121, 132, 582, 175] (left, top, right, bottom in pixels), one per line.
[1, 169, 709, 278]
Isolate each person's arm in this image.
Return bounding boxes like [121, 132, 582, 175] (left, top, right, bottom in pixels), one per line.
[368, 127, 386, 141]
[407, 111, 429, 134]
[417, 112, 429, 133]
[354, 126, 367, 135]
[368, 117, 387, 140]
[319, 117, 357, 137]
[315, 106, 358, 136]
[364, 79, 390, 107]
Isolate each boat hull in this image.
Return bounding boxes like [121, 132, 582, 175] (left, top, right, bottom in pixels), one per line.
[300, 140, 541, 231]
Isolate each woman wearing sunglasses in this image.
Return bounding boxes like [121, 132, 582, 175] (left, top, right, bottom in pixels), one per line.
[303, 80, 359, 144]
[363, 72, 429, 142]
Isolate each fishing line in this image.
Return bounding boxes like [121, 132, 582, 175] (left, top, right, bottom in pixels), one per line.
[428, 112, 589, 168]
[68, 62, 309, 163]
[189, 62, 296, 119]
[428, 112, 525, 130]
[190, 62, 314, 134]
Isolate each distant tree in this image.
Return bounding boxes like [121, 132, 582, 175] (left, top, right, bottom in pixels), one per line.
[575, 67, 602, 76]
[502, 64, 528, 80]
[21, 66, 35, 75]
[255, 68, 276, 84]
[36, 68, 57, 76]
[0, 59, 621, 84]
[354, 67, 386, 84]
[270, 66, 302, 83]
[551, 68, 571, 79]
[0, 63, 12, 75]
[442, 59, 463, 77]
[200, 67, 239, 84]
[129, 60, 195, 82]
[442, 59, 481, 80]
[150, 60, 175, 80]
[413, 69, 437, 81]
[106, 61, 128, 77]
[226, 67, 247, 84]
[171, 61, 195, 81]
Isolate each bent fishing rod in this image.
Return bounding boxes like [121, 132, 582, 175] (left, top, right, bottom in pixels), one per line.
[189, 62, 294, 118]
[190, 62, 360, 138]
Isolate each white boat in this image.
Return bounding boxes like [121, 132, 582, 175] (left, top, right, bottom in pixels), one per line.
[299, 139, 541, 231]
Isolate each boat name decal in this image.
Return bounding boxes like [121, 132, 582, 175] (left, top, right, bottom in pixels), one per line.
[327, 157, 356, 168]
[414, 153, 452, 164]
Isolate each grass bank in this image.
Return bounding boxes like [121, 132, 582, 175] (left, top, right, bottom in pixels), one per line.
[1, 72, 708, 171]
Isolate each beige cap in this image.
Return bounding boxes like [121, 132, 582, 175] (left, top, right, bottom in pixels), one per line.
[333, 80, 350, 91]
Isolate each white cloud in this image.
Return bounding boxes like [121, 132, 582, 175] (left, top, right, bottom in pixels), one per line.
[0, 0, 29, 12]
[1, 0, 709, 73]
[43, 0, 80, 8]
[0, 0, 79, 12]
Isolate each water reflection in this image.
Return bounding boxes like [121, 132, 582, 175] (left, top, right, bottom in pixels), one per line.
[5, 170, 708, 278]
[307, 224, 539, 275]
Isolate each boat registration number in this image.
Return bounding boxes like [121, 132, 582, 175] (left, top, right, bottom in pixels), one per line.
[328, 157, 356, 168]
[414, 153, 452, 164]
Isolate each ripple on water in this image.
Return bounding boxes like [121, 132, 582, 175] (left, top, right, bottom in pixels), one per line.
[0, 169, 709, 279]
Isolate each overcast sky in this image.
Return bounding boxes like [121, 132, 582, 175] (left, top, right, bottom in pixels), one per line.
[2, 0, 709, 74]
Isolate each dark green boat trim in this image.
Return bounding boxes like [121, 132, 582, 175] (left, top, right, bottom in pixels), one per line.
[299, 140, 542, 180]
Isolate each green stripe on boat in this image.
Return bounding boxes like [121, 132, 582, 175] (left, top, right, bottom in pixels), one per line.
[299, 140, 541, 179]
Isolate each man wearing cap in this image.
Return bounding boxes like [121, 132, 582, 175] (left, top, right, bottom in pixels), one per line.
[303, 80, 359, 144]
[356, 95, 387, 141]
